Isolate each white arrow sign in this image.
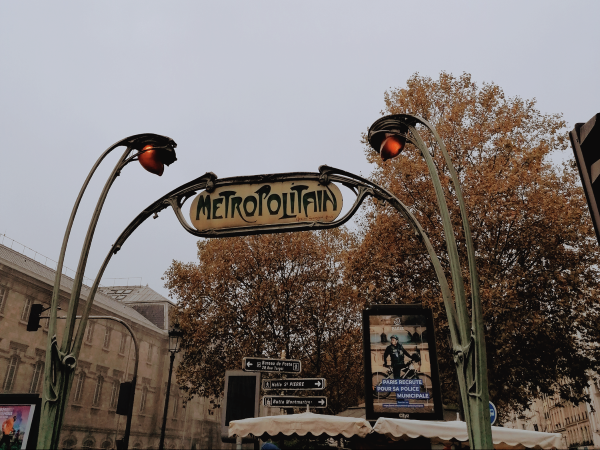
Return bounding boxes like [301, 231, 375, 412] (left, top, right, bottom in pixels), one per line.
[262, 396, 327, 408]
[316, 381, 321, 387]
[242, 357, 302, 373]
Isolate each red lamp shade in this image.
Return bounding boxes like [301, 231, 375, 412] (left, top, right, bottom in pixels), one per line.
[380, 134, 406, 161]
[138, 145, 165, 176]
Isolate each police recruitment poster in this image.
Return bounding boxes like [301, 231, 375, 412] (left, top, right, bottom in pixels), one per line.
[363, 304, 443, 420]
[0, 404, 35, 449]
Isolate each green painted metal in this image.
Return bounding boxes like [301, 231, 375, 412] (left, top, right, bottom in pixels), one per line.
[38, 134, 176, 450]
[368, 114, 493, 448]
[40, 118, 490, 448]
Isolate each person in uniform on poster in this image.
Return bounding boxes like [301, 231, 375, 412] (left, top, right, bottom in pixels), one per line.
[383, 335, 414, 379]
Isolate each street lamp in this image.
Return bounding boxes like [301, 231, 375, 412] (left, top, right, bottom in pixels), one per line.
[38, 134, 177, 450]
[159, 324, 183, 450]
[367, 114, 493, 449]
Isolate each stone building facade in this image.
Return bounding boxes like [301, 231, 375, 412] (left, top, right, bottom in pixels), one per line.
[0, 242, 232, 449]
[504, 379, 600, 448]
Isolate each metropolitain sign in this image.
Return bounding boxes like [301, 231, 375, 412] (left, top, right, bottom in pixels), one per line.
[189, 180, 343, 231]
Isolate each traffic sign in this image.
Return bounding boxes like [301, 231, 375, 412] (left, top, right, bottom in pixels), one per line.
[262, 396, 327, 408]
[263, 378, 326, 390]
[489, 401, 497, 425]
[243, 357, 301, 373]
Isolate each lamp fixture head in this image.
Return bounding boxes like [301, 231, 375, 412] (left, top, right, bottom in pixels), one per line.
[126, 134, 177, 176]
[168, 323, 184, 353]
[368, 116, 410, 162]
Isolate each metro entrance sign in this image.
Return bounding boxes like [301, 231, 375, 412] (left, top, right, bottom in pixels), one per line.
[263, 378, 326, 390]
[76, 115, 493, 447]
[189, 180, 343, 231]
[243, 357, 301, 373]
[263, 396, 327, 408]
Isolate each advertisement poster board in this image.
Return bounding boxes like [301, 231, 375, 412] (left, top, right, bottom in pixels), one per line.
[0, 394, 40, 450]
[363, 304, 443, 420]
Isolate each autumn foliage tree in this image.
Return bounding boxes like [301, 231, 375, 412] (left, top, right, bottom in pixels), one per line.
[164, 229, 363, 415]
[346, 72, 600, 420]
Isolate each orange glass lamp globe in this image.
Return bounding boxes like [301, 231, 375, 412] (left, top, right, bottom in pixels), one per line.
[138, 145, 165, 176]
[380, 134, 406, 161]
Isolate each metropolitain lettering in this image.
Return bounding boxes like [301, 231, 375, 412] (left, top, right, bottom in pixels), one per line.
[189, 180, 342, 231]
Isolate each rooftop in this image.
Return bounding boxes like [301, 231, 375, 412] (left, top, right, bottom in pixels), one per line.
[0, 243, 166, 334]
[98, 285, 176, 306]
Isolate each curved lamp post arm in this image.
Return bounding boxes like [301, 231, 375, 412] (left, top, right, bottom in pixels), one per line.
[61, 146, 133, 350]
[368, 114, 492, 448]
[39, 133, 176, 450]
[415, 117, 488, 396]
[41, 139, 135, 450]
[48, 140, 123, 345]
[48, 145, 144, 449]
[405, 126, 471, 344]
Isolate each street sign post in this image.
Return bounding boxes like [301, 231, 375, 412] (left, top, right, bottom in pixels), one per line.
[262, 378, 326, 390]
[243, 357, 301, 373]
[263, 396, 327, 408]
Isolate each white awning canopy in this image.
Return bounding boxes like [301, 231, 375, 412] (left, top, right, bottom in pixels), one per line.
[229, 411, 373, 439]
[373, 418, 563, 449]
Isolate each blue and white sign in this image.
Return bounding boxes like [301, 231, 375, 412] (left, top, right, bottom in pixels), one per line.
[489, 401, 497, 425]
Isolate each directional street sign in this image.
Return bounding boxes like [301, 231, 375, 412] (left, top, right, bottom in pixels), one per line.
[262, 396, 327, 408]
[263, 378, 326, 390]
[243, 357, 301, 373]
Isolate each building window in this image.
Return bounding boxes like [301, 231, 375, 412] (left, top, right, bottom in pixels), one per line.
[30, 361, 44, 393]
[82, 439, 95, 449]
[21, 297, 32, 321]
[93, 376, 103, 406]
[110, 381, 120, 409]
[3, 355, 19, 392]
[101, 441, 112, 450]
[103, 327, 111, 349]
[146, 344, 153, 364]
[119, 334, 127, 354]
[74, 372, 85, 403]
[173, 395, 179, 418]
[62, 438, 76, 449]
[140, 387, 148, 413]
[0, 287, 7, 314]
[85, 322, 94, 344]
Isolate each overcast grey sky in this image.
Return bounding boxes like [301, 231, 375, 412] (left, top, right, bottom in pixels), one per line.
[1, 1, 598, 299]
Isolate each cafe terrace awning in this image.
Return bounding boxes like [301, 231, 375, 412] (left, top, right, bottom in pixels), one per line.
[228, 411, 373, 439]
[373, 418, 564, 449]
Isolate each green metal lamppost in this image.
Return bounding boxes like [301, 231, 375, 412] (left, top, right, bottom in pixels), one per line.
[367, 114, 493, 449]
[38, 135, 177, 450]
